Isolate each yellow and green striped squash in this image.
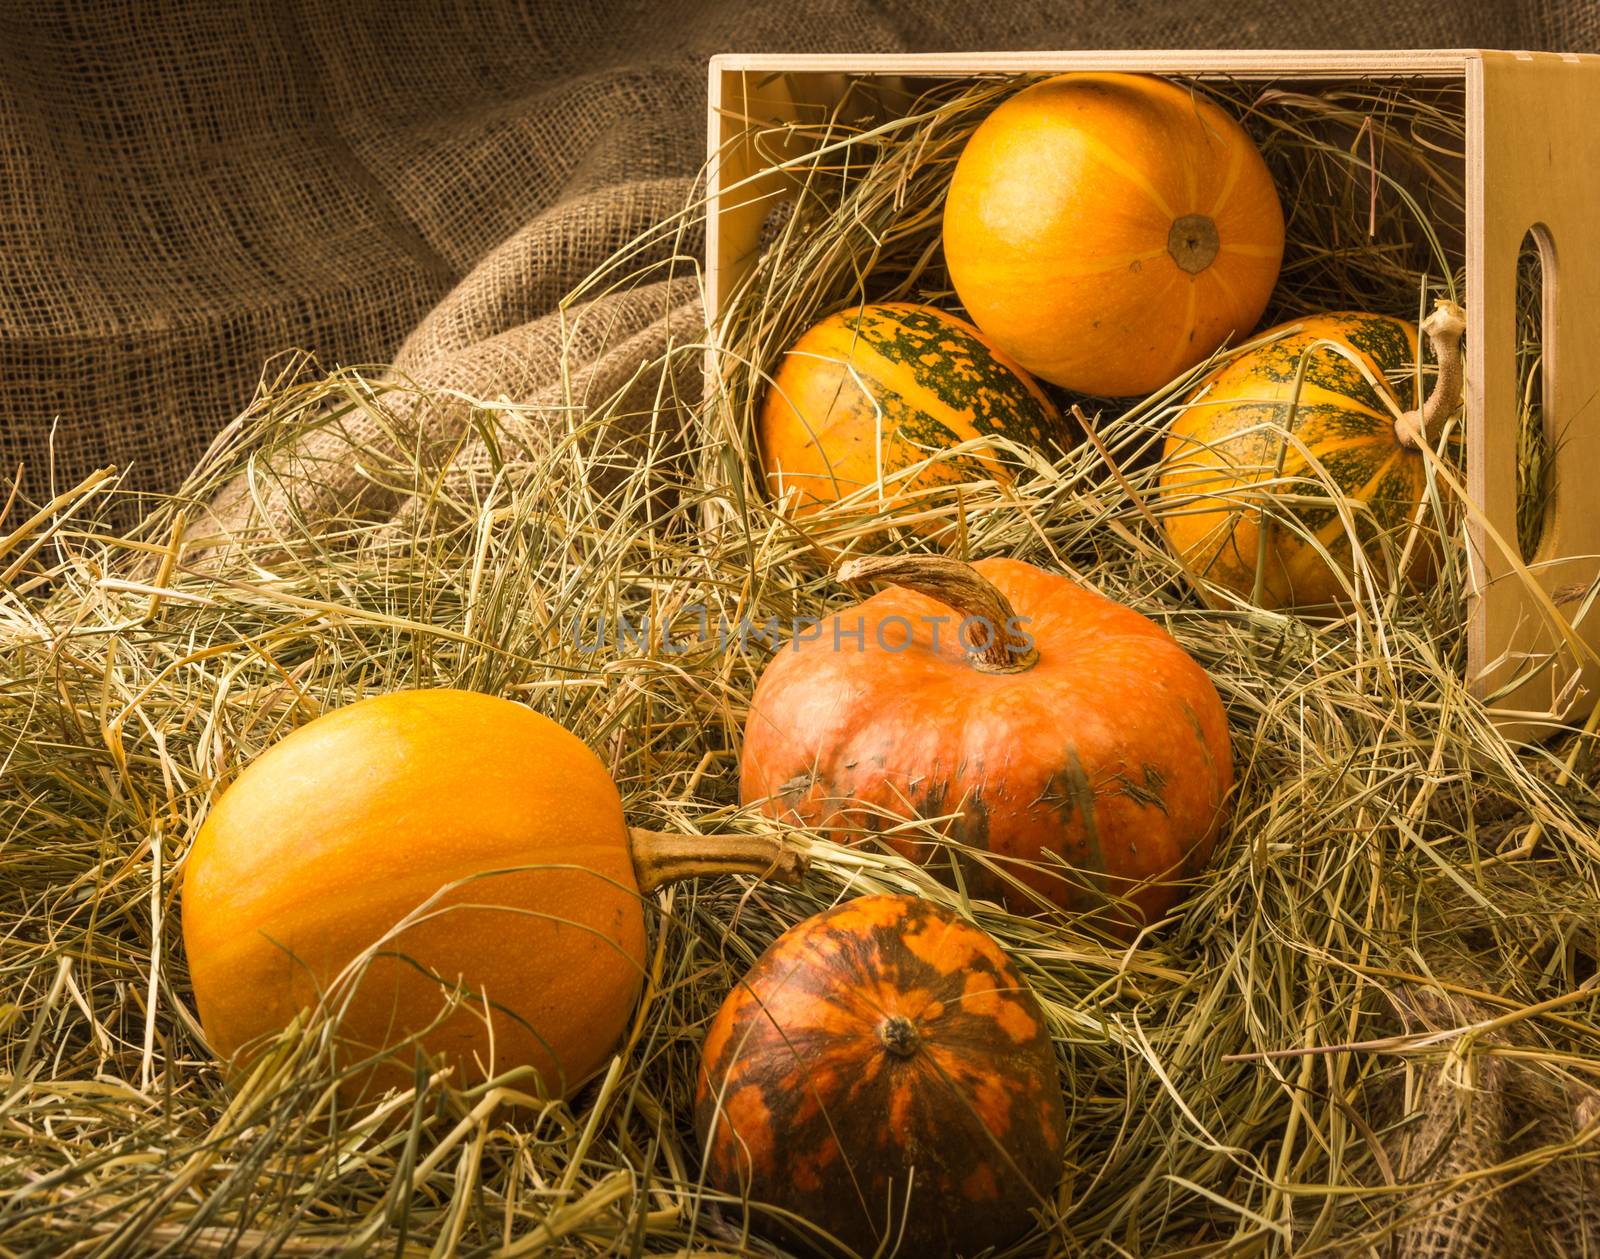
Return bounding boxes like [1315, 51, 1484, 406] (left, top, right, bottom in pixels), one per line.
[756, 303, 1068, 531]
[1159, 311, 1445, 610]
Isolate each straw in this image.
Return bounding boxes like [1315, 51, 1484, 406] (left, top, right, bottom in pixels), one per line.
[3, 71, 1596, 1257]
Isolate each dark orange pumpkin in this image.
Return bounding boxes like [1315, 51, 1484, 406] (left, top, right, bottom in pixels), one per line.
[740, 556, 1232, 929]
[696, 894, 1065, 1257]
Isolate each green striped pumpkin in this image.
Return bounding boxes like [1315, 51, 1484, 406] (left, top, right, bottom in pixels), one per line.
[1158, 311, 1446, 609]
[756, 303, 1067, 527]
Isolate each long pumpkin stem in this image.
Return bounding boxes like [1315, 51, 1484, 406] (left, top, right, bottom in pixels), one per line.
[1394, 299, 1467, 450]
[836, 554, 1039, 673]
[627, 828, 808, 894]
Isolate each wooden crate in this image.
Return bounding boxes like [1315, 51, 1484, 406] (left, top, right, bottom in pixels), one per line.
[705, 50, 1600, 737]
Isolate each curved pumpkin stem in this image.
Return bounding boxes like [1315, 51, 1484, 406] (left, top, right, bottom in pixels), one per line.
[1395, 299, 1467, 450]
[836, 554, 1040, 673]
[627, 828, 808, 894]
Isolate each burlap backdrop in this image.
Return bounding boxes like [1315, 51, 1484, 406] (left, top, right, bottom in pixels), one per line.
[5, 3, 1600, 1253]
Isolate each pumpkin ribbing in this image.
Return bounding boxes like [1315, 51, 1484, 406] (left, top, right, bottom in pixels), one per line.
[1158, 302, 1465, 610]
[943, 72, 1284, 397]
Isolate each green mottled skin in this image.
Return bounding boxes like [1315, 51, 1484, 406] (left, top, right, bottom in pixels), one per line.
[1160, 311, 1449, 609]
[841, 305, 1063, 452]
[867, 377, 1000, 485]
[759, 303, 1071, 529]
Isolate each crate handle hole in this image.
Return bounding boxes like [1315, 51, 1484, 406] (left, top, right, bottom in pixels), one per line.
[1516, 223, 1558, 564]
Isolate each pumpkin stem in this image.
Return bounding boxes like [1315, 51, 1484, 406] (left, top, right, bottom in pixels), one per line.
[878, 1015, 922, 1058]
[1167, 214, 1220, 275]
[626, 828, 808, 894]
[1395, 300, 1467, 450]
[836, 555, 1039, 673]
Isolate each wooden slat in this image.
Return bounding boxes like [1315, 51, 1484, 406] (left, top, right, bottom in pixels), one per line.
[1466, 50, 1600, 733]
[708, 68, 792, 327]
[709, 50, 1478, 76]
[707, 67, 862, 325]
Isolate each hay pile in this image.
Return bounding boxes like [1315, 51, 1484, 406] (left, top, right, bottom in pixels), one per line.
[4, 73, 1599, 1257]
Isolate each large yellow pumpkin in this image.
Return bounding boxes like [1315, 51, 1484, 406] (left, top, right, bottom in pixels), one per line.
[757, 302, 1067, 528]
[943, 73, 1285, 398]
[1158, 302, 1466, 609]
[182, 689, 801, 1097]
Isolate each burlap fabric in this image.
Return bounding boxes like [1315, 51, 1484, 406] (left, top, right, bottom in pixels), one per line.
[1383, 982, 1600, 1257]
[5, 4, 1598, 1255]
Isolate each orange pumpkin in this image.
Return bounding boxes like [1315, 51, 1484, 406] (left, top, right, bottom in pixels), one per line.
[697, 894, 1065, 1256]
[943, 73, 1285, 398]
[740, 556, 1233, 929]
[757, 302, 1067, 529]
[182, 689, 802, 1097]
[1159, 302, 1465, 609]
